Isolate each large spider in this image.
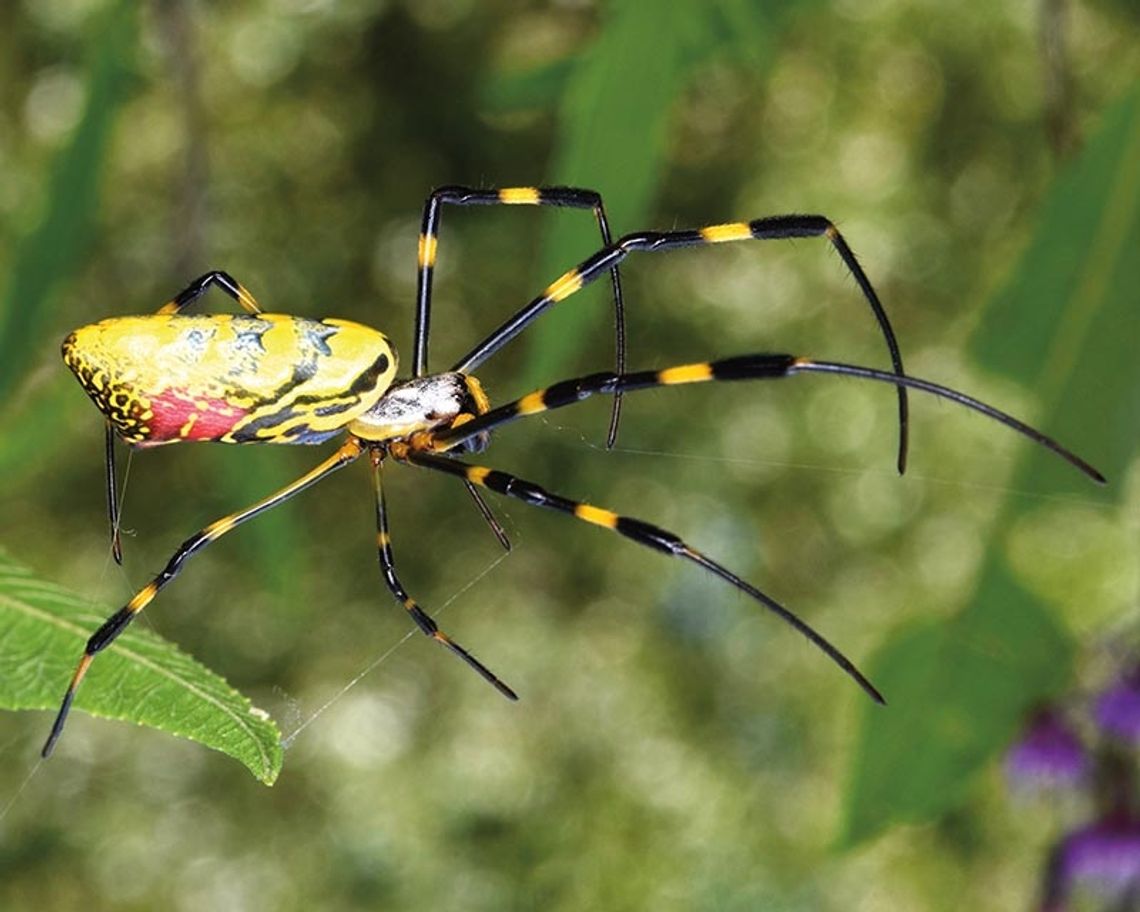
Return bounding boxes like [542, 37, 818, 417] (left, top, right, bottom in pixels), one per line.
[43, 186, 1103, 757]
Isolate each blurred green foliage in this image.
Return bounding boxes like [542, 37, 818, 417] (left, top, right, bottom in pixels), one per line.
[0, 1, 134, 399]
[844, 85, 1140, 846]
[0, 1, 1136, 910]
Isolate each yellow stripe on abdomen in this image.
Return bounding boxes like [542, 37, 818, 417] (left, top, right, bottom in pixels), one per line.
[465, 465, 492, 486]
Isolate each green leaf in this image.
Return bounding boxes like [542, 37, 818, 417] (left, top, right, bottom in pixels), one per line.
[694, 0, 792, 69]
[0, 548, 283, 785]
[517, 2, 746, 386]
[481, 57, 576, 114]
[539, 1, 694, 254]
[971, 82, 1140, 492]
[0, 0, 136, 399]
[513, 0, 822, 387]
[840, 81, 1140, 847]
[842, 581, 1075, 845]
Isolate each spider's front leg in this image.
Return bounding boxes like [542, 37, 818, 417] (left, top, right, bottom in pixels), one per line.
[413, 185, 626, 445]
[454, 215, 910, 473]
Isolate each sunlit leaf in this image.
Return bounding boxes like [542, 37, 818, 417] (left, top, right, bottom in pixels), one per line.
[0, 548, 283, 785]
[841, 82, 1140, 847]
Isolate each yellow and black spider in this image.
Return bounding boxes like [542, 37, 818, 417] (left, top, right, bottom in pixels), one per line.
[43, 185, 1104, 757]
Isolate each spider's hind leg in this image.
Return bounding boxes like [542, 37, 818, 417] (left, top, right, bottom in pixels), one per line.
[104, 422, 123, 564]
[157, 270, 262, 315]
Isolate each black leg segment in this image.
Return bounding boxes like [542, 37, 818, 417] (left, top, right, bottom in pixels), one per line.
[394, 449, 886, 705]
[370, 456, 517, 700]
[157, 270, 262, 315]
[452, 214, 910, 472]
[412, 185, 627, 446]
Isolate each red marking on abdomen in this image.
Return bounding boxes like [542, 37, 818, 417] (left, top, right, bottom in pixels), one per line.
[147, 390, 246, 442]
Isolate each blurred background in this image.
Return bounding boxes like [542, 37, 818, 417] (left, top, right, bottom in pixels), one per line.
[0, 0, 1137, 909]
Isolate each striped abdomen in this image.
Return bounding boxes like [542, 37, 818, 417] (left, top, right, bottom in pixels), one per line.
[62, 313, 397, 446]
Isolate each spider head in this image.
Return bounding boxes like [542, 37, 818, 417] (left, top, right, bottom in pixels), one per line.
[349, 371, 492, 453]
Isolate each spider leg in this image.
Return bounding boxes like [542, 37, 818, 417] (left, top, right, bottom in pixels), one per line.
[413, 185, 626, 446]
[463, 480, 512, 552]
[433, 356, 1104, 485]
[413, 187, 624, 548]
[452, 216, 910, 474]
[156, 269, 262, 315]
[41, 438, 364, 758]
[395, 448, 884, 705]
[104, 422, 123, 564]
[98, 271, 265, 564]
[370, 455, 517, 699]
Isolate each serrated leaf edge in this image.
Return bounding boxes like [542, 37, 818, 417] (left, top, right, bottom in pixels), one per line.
[0, 581, 277, 782]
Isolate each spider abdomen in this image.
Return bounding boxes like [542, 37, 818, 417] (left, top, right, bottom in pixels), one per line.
[62, 313, 397, 446]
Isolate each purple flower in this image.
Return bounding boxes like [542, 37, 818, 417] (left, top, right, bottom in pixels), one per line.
[1095, 673, 1140, 743]
[1052, 814, 1140, 903]
[1005, 709, 1088, 790]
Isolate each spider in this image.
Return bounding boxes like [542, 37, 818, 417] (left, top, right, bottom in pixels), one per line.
[42, 185, 1104, 757]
